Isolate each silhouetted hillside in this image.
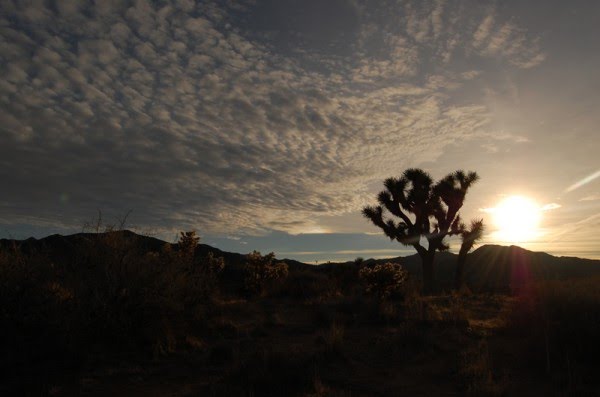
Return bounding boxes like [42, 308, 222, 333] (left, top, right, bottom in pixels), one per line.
[466, 244, 600, 290]
[331, 244, 600, 291]
[3, 231, 599, 292]
[0, 230, 308, 269]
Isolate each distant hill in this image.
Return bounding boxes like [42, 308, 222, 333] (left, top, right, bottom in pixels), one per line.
[338, 244, 600, 291]
[0, 230, 309, 269]
[1, 231, 599, 291]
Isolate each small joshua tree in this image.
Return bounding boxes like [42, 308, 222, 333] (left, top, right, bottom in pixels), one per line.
[455, 219, 485, 290]
[363, 169, 479, 293]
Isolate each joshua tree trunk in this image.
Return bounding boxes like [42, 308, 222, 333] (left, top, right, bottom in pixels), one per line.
[422, 251, 435, 294]
[454, 219, 484, 291]
[454, 247, 469, 290]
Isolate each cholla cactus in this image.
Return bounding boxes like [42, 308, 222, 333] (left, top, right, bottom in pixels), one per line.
[172, 231, 225, 300]
[204, 251, 225, 274]
[244, 251, 288, 296]
[178, 231, 199, 258]
[359, 262, 408, 300]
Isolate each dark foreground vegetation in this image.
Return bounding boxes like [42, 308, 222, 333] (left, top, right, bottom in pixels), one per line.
[1, 230, 600, 396]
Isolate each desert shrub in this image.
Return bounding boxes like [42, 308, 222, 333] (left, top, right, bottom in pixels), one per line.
[0, 228, 235, 395]
[422, 295, 470, 327]
[313, 302, 339, 328]
[243, 251, 288, 297]
[446, 296, 470, 327]
[309, 377, 351, 397]
[0, 246, 70, 372]
[359, 262, 408, 300]
[213, 346, 316, 396]
[351, 297, 404, 326]
[316, 262, 361, 297]
[277, 269, 341, 301]
[377, 300, 401, 324]
[161, 232, 225, 305]
[178, 230, 200, 257]
[208, 343, 237, 366]
[322, 321, 345, 353]
[65, 236, 177, 354]
[196, 251, 225, 295]
[1, 229, 228, 368]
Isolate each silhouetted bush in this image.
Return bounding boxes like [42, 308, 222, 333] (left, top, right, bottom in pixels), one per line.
[359, 262, 408, 300]
[243, 251, 288, 297]
[0, 229, 228, 389]
[178, 230, 200, 257]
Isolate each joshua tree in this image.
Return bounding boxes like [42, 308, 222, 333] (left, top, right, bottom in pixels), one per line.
[455, 219, 485, 290]
[362, 168, 479, 293]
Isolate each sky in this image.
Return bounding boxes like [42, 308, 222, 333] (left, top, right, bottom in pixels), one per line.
[1, 0, 599, 262]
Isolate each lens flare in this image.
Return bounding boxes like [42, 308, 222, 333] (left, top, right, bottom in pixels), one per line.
[565, 169, 600, 193]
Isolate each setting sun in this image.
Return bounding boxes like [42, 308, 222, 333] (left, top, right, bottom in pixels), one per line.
[491, 196, 541, 243]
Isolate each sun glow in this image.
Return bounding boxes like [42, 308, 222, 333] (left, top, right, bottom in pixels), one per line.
[491, 196, 542, 243]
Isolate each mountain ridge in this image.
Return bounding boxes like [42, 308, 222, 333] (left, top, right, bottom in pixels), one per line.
[2, 230, 599, 291]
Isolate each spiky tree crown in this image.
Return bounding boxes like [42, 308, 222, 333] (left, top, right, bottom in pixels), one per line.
[460, 219, 485, 250]
[363, 169, 479, 252]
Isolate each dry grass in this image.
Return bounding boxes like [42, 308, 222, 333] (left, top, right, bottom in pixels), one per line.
[460, 339, 508, 396]
[322, 321, 345, 353]
[502, 277, 600, 394]
[2, 231, 599, 396]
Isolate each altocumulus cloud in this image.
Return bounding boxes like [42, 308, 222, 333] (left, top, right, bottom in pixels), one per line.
[0, 0, 544, 236]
